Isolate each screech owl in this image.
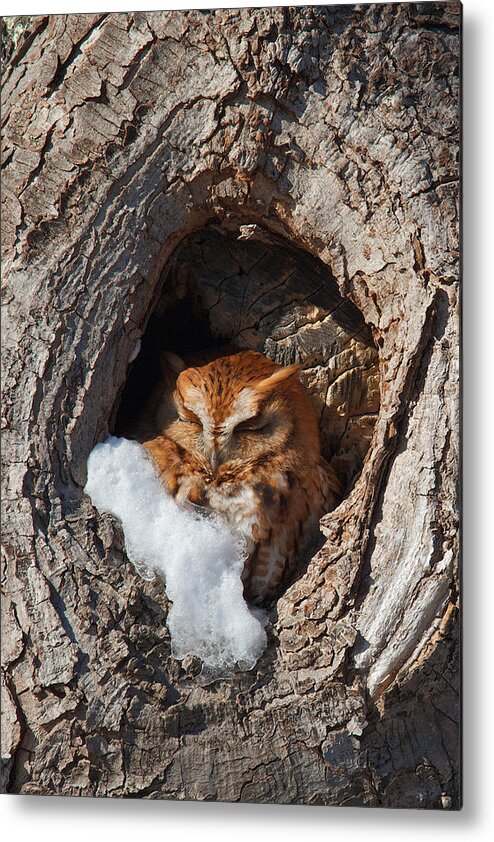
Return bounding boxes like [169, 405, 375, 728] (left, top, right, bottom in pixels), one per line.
[135, 349, 340, 604]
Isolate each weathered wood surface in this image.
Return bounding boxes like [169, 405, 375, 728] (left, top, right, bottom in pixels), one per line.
[1, 4, 460, 806]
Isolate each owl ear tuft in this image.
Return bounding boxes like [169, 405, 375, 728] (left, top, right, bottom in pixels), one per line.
[254, 363, 301, 395]
[175, 366, 201, 401]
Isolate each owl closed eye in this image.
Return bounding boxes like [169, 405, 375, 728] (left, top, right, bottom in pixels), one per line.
[138, 349, 340, 603]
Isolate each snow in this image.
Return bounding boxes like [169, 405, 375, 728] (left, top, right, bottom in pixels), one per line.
[84, 437, 267, 672]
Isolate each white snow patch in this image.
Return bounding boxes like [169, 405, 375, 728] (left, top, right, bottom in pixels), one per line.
[84, 437, 267, 671]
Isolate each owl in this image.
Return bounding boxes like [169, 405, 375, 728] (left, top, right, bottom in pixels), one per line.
[135, 349, 340, 604]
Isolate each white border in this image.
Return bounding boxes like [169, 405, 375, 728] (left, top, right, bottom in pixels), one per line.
[2, 0, 493, 838]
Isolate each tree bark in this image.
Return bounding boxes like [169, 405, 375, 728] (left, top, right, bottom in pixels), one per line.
[1, 4, 460, 807]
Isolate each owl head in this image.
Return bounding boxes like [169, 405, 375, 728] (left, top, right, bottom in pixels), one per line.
[153, 349, 321, 473]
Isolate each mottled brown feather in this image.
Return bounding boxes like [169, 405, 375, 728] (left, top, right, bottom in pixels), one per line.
[138, 349, 340, 603]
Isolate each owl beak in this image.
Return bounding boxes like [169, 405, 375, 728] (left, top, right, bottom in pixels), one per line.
[209, 447, 219, 472]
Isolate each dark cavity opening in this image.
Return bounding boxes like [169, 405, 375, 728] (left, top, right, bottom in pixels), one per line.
[114, 227, 380, 491]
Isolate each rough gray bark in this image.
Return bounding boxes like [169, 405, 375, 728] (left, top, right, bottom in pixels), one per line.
[1, 4, 460, 807]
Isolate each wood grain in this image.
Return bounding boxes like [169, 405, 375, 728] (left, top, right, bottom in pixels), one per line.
[1, 4, 460, 805]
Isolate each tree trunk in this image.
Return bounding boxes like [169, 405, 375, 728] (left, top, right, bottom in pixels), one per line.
[1, 3, 460, 807]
